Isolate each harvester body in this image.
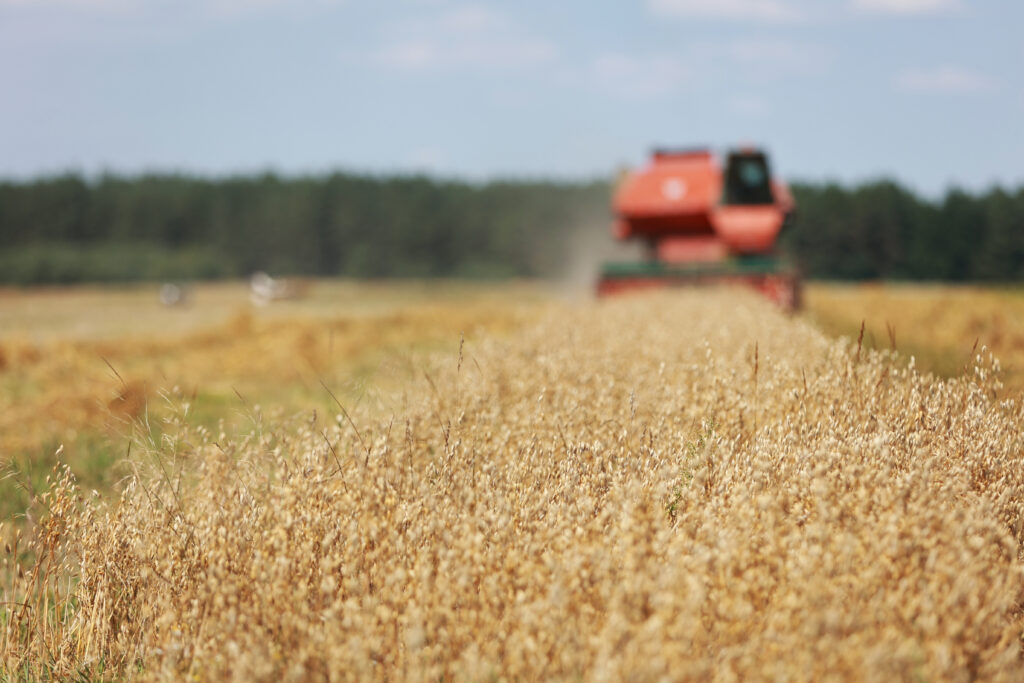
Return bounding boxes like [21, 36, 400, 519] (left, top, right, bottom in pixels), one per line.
[598, 147, 800, 309]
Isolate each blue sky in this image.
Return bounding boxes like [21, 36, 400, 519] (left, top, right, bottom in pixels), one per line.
[1, 0, 1021, 195]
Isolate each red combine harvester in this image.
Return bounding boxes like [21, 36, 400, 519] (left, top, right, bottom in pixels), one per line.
[597, 147, 800, 310]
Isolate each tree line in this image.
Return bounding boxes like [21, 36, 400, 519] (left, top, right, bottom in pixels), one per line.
[0, 171, 1021, 284]
[785, 181, 1024, 281]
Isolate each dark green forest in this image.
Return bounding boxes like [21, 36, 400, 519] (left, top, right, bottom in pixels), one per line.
[0, 171, 1021, 284]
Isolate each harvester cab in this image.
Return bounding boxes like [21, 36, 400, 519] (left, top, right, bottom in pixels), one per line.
[597, 146, 800, 310]
[722, 150, 775, 205]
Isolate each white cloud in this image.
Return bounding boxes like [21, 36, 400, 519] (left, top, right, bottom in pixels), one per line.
[729, 94, 772, 116]
[852, 0, 959, 14]
[0, 0, 342, 15]
[0, 0, 346, 15]
[895, 66, 997, 94]
[590, 54, 690, 98]
[208, 0, 343, 14]
[586, 39, 823, 100]
[728, 39, 804, 63]
[407, 146, 447, 173]
[0, 0, 132, 9]
[723, 39, 829, 75]
[435, 5, 499, 33]
[679, 39, 829, 84]
[375, 5, 556, 71]
[648, 0, 804, 23]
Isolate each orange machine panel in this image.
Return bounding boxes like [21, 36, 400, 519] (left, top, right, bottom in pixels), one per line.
[711, 205, 785, 254]
[612, 149, 721, 239]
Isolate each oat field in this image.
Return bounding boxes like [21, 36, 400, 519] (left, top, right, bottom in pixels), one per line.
[2, 283, 1023, 680]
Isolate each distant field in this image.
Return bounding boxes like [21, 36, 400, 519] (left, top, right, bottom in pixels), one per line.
[2, 281, 1022, 679]
[2, 279, 1022, 516]
[2, 280, 1021, 506]
[0, 280, 551, 518]
[804, 282, 1024, 394]
[0, 279, 550, 343]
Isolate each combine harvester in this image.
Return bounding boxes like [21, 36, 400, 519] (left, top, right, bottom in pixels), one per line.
[598, 147, 800, 310]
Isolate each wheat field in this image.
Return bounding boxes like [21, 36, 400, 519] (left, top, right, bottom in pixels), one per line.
[805, 283, 1024, 395]
[0, 281, 545, 519]
[2, 286, 1024, 680]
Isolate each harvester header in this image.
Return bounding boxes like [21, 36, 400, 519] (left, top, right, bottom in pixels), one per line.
[599, 146, 799, 309]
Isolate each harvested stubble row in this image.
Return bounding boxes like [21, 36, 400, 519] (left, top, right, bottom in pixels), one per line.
[4, 290, 1024, 680]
